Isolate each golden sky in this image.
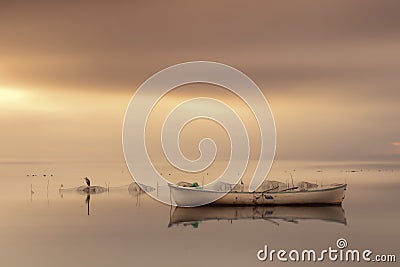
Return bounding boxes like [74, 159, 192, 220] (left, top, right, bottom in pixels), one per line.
[0, 1, 399, 163]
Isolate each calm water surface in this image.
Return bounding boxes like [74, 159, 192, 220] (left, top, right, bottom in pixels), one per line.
[0, 161, 399, 266]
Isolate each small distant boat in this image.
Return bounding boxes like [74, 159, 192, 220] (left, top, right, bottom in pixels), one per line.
[76, 185, 108, 194]
[169, 183, 347, 207]
[59, 185, 108, 195]
[169, 205, 347, 227]
[128, 182, 155, 196]
[59, 177, 108, 195]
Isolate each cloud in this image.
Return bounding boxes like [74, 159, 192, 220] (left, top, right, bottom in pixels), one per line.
[0, 1, 399, 162]
[1, 0, 400, 95]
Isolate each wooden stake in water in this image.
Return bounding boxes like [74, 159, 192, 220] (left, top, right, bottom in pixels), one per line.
[290, 173, 294, 188]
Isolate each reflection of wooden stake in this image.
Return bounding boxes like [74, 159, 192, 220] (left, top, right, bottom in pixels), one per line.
[156, 181, 159, 197]
[47, 179, 50, 205]
[169, 186, 172, 207]
[30, 184, 34, 202]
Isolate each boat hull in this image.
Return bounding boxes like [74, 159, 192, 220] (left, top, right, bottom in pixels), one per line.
[169, 184, 347, 207]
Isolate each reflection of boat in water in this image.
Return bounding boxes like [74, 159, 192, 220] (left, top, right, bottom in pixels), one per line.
[169, 184, 347, 206]
[169, 205, 347, 228]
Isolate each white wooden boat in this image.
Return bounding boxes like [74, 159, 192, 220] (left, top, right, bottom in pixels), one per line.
[169, 183, 347, 207]
[169, 205, 347, 227]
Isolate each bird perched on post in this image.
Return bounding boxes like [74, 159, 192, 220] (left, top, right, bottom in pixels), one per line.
[84, 177, 91, 187]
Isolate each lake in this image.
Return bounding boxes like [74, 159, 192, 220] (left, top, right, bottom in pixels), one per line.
[0, 160, 398, 266]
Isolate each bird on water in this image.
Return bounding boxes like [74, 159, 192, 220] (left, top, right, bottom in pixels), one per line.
[84, 177, 91, 187]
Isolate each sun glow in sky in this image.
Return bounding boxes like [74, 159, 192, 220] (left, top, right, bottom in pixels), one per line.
[0, 88, 27, 104]
[0, 1, 399, 164]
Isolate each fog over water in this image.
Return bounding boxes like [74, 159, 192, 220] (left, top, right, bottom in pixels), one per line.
[1, 1, 399, 266]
